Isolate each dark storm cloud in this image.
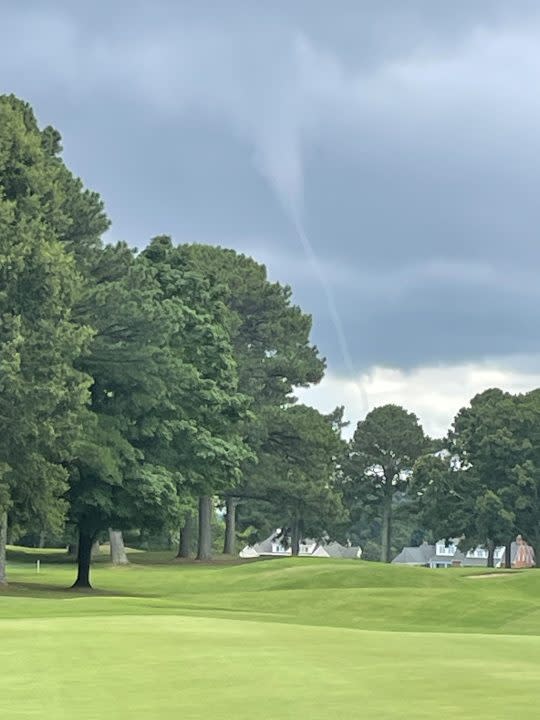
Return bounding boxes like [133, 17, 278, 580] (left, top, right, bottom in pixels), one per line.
[2, 0, 540, 371]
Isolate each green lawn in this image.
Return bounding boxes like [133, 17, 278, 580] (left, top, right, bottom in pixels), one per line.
[2, 549, 540, 719]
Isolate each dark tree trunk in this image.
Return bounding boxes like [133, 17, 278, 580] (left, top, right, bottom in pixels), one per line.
[291, 517, 301, 557]
[505, 542, 512, 569]
[487, 540, 495, 568]
[72, 530, 95, 589]
[177, 512, 194, 558]
[381, 496, 392, 563]
[0, 511, 7, 585]
[197, 496, 212, 561]
[139, 529, 149, 550]
[223, 498, 238, 555]
[109, 529, 129, 565]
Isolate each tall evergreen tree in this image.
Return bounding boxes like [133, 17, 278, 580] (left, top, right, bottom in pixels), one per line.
[66, 242, 181, 586]
[142, 238, 253, 561]
[0, 95, 101, 583]
[347, 405, 426, 563]
[179, 245, 325, 550]
[237, 405, 346, 554]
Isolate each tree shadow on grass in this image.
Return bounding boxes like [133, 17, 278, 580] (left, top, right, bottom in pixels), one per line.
[128, 552, 266, 567]
[0, 581, 149, 599]
[6, 547, 116, 565]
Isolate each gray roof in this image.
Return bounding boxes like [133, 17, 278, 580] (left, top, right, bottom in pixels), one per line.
[393, 542, 504, 567]
[252, 534, 275, 554]
[250, 534, 361, 558]
[392, 543, 435, 565]
[324, 541, 361, 559]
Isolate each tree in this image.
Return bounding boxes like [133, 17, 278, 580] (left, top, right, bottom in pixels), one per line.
[0, 474, 8, 585]
[412, 388, 540, 567]
[347, 405, 426, 562]
[108, 529, 129, 566]
[65, 235, 251, 581]
[456, 389, 538, 565]
[180, 245, 325, 550]
[196, 496, 213, 561]
[413, 452, 516, 568]
[179, 246, 324, 404]
[65, 241, 179, 586]
[0, 95, 100, 583]
[252, 405, 346, 555]
[222, 496, 239, 555]
[452, 388, 528, 565]
[177, 499, 197, 559]
[516, 389, 540, 556]
[141, 238, 253, 562]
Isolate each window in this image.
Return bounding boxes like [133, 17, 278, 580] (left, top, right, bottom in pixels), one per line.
[436, 543, 455, 556]
[466, 548, 487, 559]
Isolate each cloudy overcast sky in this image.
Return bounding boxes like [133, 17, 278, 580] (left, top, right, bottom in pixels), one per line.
[3, 0, 540, 436]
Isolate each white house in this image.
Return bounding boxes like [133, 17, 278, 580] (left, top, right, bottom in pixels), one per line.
[392, 539, 505, 568]
[240, 530, 362, 560]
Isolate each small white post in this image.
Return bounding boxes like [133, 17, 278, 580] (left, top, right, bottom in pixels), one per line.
[36, 559, 40, 574]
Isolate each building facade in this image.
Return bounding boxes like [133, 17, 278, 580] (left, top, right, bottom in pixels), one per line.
[392, 540, 505, 568]
[239, 530, 362, 560]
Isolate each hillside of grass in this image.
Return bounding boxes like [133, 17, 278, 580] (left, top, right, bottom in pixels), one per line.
[2, 548, 540, 719]
[3, 546, 540, 635]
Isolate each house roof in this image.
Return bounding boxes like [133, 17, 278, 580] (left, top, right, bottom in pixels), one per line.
[252, 534, 275, 554]
[393, 541, 506, 567]
[245, 533, 361, 559]
[324, 541, 361, 559]
[392, 543, 435, 565]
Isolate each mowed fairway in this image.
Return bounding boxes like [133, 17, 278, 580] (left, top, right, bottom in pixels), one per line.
[2, 550, 540, 719]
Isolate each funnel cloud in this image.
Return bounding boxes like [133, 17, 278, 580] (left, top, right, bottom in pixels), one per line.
[4, 0, 540, 433]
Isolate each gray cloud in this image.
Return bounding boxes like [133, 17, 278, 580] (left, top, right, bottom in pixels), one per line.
[2, 0, 540, 374]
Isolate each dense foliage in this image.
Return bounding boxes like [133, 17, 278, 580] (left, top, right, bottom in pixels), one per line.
[0, 96, 330, 584]
[2, 94, 540, 584]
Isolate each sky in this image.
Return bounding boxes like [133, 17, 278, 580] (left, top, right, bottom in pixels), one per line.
[3, 0, 540, 437]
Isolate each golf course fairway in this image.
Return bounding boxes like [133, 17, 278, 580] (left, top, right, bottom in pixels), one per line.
[2, 549, 540, 719]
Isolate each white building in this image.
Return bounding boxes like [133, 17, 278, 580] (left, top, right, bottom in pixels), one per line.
[240, 530, 362, 560]
[392, 539, 505, 568]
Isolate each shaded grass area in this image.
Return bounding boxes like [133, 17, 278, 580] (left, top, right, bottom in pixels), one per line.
[2, 548, 540, 719]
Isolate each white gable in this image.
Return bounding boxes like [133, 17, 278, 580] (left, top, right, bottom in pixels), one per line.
[239, 546, 259, 559]
[311, 545, 330, 558]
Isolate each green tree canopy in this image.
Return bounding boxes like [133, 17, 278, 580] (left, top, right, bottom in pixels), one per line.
[413, 388, 540, 566]
[0, 95, 101, 583]
[67, 236, 253, 583]
[346, 404, 426, 562]
[177, 245, 326, 551]
[241, 404, 346, 555]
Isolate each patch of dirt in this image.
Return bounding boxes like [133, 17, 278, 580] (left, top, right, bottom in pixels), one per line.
[465, 572, 519, 579]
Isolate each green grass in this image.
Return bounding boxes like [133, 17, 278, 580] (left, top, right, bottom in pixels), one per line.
[2, 548, 540, 719]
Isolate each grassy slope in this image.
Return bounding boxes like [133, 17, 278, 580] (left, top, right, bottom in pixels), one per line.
[2, 549, 540, 719]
